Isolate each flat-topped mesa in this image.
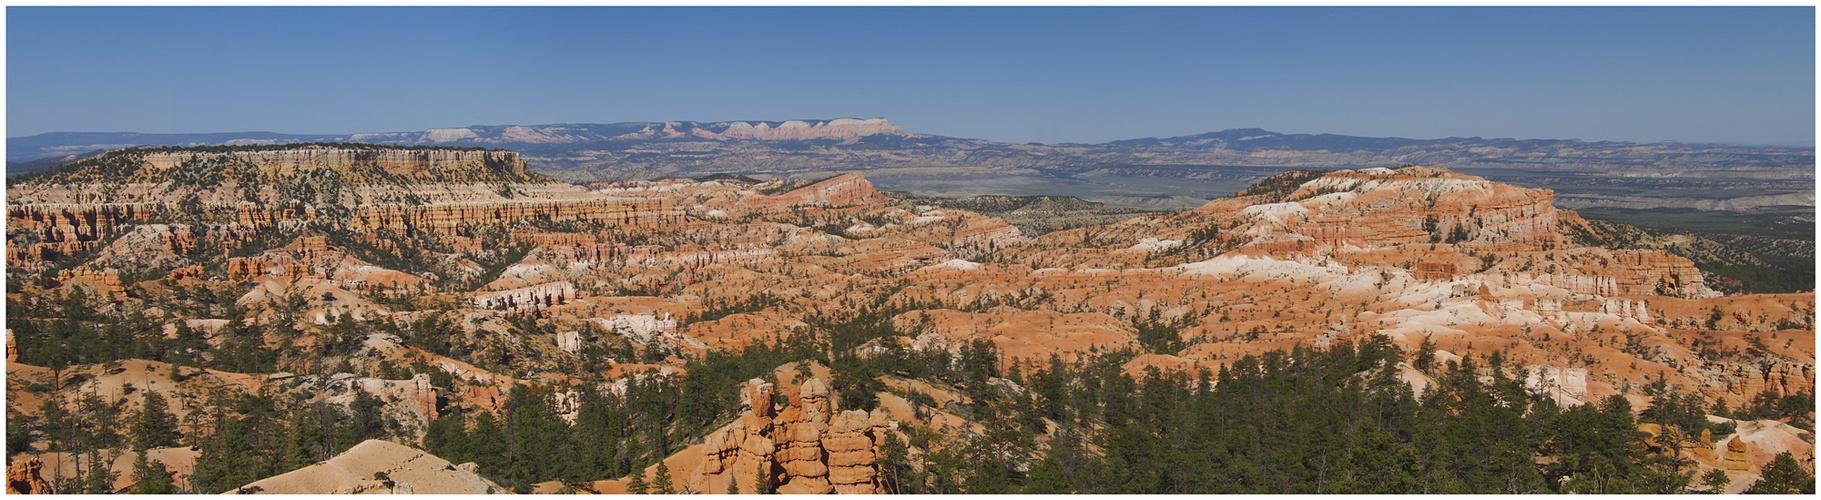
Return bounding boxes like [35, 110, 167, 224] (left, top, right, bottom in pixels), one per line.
[142, 146, 529, 178]
[17, 144, 546, 186]
[711, 118, 905, 141]
[1293, 166, 1561, 248]
[1180, 166, 1720, 297]
[1205, 166, 1565, 256]
[6, 145, 686, 259]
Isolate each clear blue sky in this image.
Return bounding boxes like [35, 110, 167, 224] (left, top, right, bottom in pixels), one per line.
[7, 6, 1815, 145]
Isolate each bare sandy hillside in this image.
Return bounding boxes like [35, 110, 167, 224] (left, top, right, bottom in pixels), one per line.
[226, 440, 502, 494]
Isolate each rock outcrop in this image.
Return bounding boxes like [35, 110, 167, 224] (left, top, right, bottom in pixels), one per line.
[5, 457, 53, 494]
[773, 378, 834, 494]
[694, 374, 890, 495]
[136, 146, 531, 182]
[351, 198, 678, 236]
[823, 410, 884, 494]
[470, 281, 579, 316]
[753, 173, 887, 209]
[5, 145, 687, 270]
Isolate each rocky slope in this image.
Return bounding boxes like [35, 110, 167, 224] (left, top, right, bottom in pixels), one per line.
[6, 144, 683, 275]
[226, 440, 503, 494]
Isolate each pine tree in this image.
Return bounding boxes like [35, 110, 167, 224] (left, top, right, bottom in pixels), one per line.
[962, 437, 1009, 493]
[1749, 452, 1815, 494]
[470, 411, 508, 480]
[37, 398, 71, 451]
[1700, 468, 1730, 494]
[1022, 455, 1072, 493]
[129, 453, 177, 494]
[5, 409, 32, 457]
[129, 392, 181, 451]
[422, 412, 470, 465]
[626, 470, 648, 494]
[753, 459, 773, 494]
[83, 450, 116, 493]
[654, 461, 676, 494]
[1414, 335, 1438, 371]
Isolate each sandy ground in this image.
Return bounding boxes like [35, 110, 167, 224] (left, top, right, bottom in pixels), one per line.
[227, 439, 502, 494]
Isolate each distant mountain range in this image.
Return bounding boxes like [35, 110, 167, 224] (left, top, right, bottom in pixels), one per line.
[9, 118, 1813, 213]
[11, 118, 1810, 166]
[7, 118, 913, 164]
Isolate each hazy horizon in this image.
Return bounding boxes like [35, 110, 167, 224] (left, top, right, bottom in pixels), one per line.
[7, 120, 1816, 150]
[8, 7, 1815, 146]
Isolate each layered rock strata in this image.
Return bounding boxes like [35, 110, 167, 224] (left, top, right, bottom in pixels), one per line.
[471, 281, 579, 316]
[697, 376, 889, 494]
[140, 147, 529, 178]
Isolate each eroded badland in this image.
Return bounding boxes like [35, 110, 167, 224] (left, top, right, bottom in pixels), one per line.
[4, 145, 1813, 494]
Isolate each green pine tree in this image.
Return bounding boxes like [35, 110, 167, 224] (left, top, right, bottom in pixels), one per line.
[84, 450, 117, 493]
[626, 470, 648, 494]
[5, 409, 32, 457]
[129, 392, 181, 451]
[1700, 468, 1731, 494]
[129, 453, 177, 494]
[1022, 455, 1072, 493]
[38, 398, 71, 452]
[654, 461, 676, 494]
[754, 460, 773, 494]
[1748, 452, 1815, 494]
[1414, 335, 1438, 371]
[470, 411, 508, 481]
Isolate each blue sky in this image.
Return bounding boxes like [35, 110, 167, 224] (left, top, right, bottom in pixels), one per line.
[7, 6, 1815, 145]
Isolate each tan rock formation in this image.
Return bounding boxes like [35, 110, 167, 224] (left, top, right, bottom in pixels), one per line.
[470, 281, 579, 316]
[410, 374, 440, 421]
[54, 268, 126, 300]
[1720, 436, 1752, 471]
[753, 173, 887, 209]
[6, 457, 53, 494]
[688, 374, 891, 495]
[167, 265, 205, 281]
[352, 197, 679, 236]
[823, 410, 882, 494]
[773, 378, 834, 494]
[141, 147, 530, 179]
[5, 160, 1812, 493]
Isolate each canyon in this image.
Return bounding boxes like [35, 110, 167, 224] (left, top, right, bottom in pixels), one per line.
[4, 144, 1811, 494]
